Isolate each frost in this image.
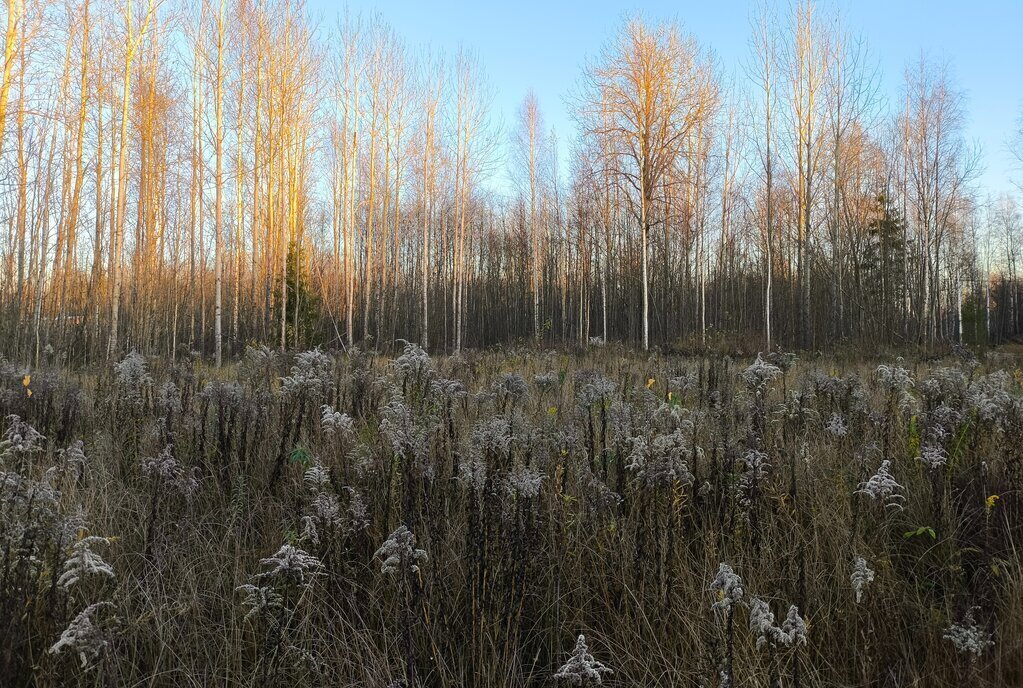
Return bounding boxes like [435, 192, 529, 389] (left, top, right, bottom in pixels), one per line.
[281, 348, 334, 399]
[825, 412, 849, 437]
[320, 405, 355, 437]
[875, 362, 913, 393]
[553, 634, 613, 685]
[850, 556, 875, 604]
[58, 536, 116, 590]
[943, 608, 994, 660]
[857, 459, 905, 509]
[709, 563, 744, 612]
[1, 414, 45, 457]
[114, 352, 153, 406]
[49, 602, 115, 669]
[741, 354, 782, 391]
[236, 584, 284, 625]
[375, 525, 427, 576]
[141, 445, 199, 498]
[748, 598, 808, 649]
[257, 544, 323, 588]
[505, 463, 544, 499]
[919, 445, 948, 470]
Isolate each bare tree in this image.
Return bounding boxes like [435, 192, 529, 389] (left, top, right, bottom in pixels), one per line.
[577, 16, 713, 350]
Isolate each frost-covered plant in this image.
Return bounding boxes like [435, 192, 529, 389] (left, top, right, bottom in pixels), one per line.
[114, 352, 153, 407]
[875, 361, 917, 414]
[141, 445, 199, 498]
[710, 563, 744, 612]
[300, 483, 367, 548]
[392, 341, 433, 383]
[303, 463, 330, 492]
[470, 416, 512, 461]
[0, 469, 69, 560]
[748, 598, 785, 649]
[236, 583, 285, 626]
[494, 372, 530, 406]
[857, 459, 905, 510]
[918, 367, 968, 403]
[57, 536, 116, 590]
[431, 377, 467, 401]
[737, 449, 771, 511]
[966, 371, 1013, 426]
[741, 354, 782, 392]
[922, 403, 964, 442]
[825, 412, 849, 437]
[575, 373, 616, 408]
[156, 381, 182, 415]
[748, 597, 809, 649]
[200, 380, 243, 407]
[48, 602, 115, 669]
[234, 543, 323, 678]
[45, 440, 89, 486]
[669, 371, 698, 397]
[1, 414, 45, 458]
[534, 372, 559, 389]
[919, 445, 948, 470]
[504, 462, 543, 499]
[320, 404, 354, 437]
[256, 544, 323, 589]
[375, 525, 427, 576]
[300, 493, 342, 546]
[240, 344, 279, 385]
[765, 350, 798, 372]
[379, 400, 435, 472]
[781, 605, 808, 646]
[850, 556, 875, 604]
[625, 431, 695, 488]
[457, 457, 488, 494]
[774, 388, 821, 427]
[281, 348, 334, 400]
[605, 400, 634, 445]
[875, 362, 913, 393]
[943, 608, 994, 660]
[553, 634, 613, 685]
[650, 401, 696, 432]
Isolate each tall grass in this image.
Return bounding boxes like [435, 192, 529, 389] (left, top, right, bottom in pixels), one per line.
[1, 343, 1021, 686]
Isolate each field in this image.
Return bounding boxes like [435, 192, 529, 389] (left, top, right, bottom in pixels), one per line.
[2, 344, 1022, 687]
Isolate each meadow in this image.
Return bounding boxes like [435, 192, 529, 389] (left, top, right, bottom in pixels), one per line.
[1, 343, 1021, 687]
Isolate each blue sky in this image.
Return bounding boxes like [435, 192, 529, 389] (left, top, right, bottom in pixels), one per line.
[311, 0, 1022, 197]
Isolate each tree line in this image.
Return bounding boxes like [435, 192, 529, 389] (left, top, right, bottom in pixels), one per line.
[1, 0, 1022, 366]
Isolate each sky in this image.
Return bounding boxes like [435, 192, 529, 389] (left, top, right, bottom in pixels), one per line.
[309, 0, 1023, 199]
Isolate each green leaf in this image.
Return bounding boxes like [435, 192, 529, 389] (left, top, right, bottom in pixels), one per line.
[903, 525, 936, 540]
[289, 444, 312, 468]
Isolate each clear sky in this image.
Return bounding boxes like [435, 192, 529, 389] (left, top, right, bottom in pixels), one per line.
[310, 0, 1022, 198]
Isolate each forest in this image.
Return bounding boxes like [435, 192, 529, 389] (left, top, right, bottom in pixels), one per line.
[0, 0, 1021, 363]
[2, 1, 1023, 687]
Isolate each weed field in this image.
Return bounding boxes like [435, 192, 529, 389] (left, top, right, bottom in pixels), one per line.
[2, 344, 1022, 686]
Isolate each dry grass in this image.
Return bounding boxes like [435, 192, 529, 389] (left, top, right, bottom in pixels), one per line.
[1, 344, 1022, 687]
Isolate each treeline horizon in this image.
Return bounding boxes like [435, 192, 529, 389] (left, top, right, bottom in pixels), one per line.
[2, 0, 1023, 366]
